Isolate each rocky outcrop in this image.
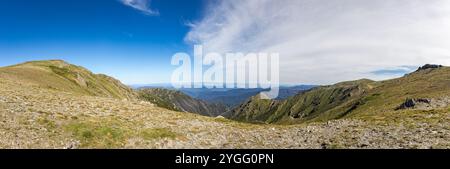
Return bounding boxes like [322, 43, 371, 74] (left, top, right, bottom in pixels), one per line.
[417, 64, 443, 71]
[397, 97, 450, 110]
[397, 98, 432, 110]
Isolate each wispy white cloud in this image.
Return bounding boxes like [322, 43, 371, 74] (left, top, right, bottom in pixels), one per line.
[120, 0, 158, 15]
[186, 0, 450, 84]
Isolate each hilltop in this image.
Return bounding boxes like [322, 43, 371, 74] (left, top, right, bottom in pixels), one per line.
[0, 60, 136, 100]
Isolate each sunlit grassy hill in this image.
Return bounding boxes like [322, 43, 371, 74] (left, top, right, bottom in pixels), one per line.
[0, 60, 136, 100]
[229, 65, 450, 125]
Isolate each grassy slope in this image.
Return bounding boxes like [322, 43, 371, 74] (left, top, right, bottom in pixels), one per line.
[137, 88, 188, 111]
[137, 88, 228, 117]
[0, 60, 228, 117]
[228, 94, 281, 123]
[229, 67, 450, 124]
[275, 79, 374, 123]
[0, 60, 136, 100]
[348, 67, 450, 118]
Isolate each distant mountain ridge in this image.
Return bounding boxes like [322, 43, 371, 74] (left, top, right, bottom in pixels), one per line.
[227, 65, 450, 124]
[137, 88, 228, 117]
[138, 85, 316, 107]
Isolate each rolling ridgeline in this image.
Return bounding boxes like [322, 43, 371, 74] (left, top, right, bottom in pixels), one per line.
[0, 60, 449, 148]
[137, 62, 450, 125]
[227, 64, 450, 124]
[2, 60, 450, 123]
[137, 88, 228, 117]
[0, 60, 136, 100]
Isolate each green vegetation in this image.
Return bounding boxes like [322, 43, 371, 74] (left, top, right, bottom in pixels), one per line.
[138, 88, 228, 117]
[48, 65, 74, 77]
[65, 120, 128, 148]
[230, 67, 450, 124]
[37, 116, 57, 130]
[65, 117, 179, 148]
[0, 60, 136, 100]
[0, 60, 448, 149]
[229, 94, 280, 123]
[138, 89, 182, 111]
[229, 79, 373, 123]
[140, 128, 177, 140]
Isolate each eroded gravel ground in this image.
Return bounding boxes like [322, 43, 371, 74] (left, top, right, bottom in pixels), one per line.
[0, 80, 449, 149]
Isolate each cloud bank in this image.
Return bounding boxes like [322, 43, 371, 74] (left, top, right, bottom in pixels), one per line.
[121, 0, 158, 15]
[186, 0, 450, 84]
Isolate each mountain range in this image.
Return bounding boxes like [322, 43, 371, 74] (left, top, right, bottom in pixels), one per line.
[137, 88, 228, 117]
[0, 60, 448, 148]
[136, 85, 316, 107]
[228, 65, 450, 124]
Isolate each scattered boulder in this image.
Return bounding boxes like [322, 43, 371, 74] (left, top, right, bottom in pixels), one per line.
[397, 98, 431, 110]
[396, 98, 449, 110]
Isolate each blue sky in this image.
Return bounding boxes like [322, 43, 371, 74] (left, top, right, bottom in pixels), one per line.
[0, 0, 205, 84]
[1, 0, 449, 85]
